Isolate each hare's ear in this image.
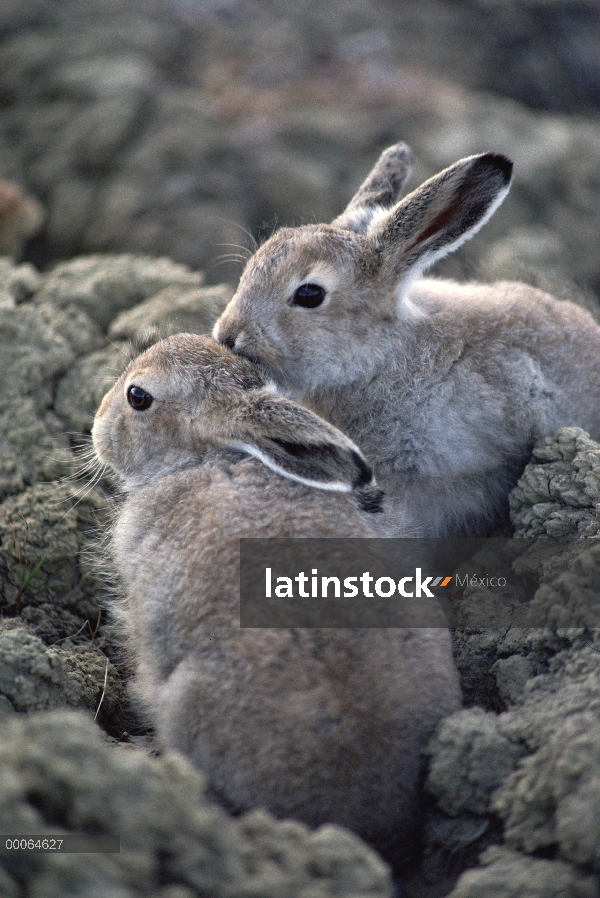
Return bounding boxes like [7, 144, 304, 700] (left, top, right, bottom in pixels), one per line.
[368, 152, 513, 280]
[226, 395, 384, 513]
[332, 142, 414, 234]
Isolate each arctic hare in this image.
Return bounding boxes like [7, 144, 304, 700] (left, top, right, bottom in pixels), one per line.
[215, 143, 600, 536]
[92, 333, 461, 864]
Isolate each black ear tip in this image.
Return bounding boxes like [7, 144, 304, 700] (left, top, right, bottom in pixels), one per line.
[357, 487, 385, 514]
[480, 152, 513, 183]
[350, 449, 375, 488]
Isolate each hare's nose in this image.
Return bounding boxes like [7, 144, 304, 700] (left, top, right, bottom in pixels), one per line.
[220, 332, 236, 350]
[213, 316, 240, 350]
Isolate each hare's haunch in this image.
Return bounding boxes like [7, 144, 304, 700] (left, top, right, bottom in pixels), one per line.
[92, 333, 461, 867]
[215, 144, 600, 536]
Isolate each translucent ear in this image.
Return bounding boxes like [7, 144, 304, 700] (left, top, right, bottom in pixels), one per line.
[332, 142, 415, 234]
[226, 395, 384, 513]
[368, 152, 513, 280]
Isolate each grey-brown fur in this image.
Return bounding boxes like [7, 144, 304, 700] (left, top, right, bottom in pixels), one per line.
[215, 144, 600, 535]
[332, 141, 415, 234]
[91, 333, 461, 863]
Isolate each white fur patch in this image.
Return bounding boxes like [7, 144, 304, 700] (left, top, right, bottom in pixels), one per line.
[365, 204, 393, 232]
[228, 440, 353, 494]
[395, 277, 429, 320]
[340, 203, 388, 234]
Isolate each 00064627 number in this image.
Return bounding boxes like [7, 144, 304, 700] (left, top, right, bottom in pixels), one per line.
[4, 838, 63, 850]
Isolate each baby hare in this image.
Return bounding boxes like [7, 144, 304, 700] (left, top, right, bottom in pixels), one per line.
[92, 333, 461, 865]
[215, 143, 600, 536]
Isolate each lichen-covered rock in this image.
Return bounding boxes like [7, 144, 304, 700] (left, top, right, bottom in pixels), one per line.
[0, 481, 107, 638]
[510, 427, 600, 537]
[423, 633, 600, 896]
[0, 300, 100, 399]
[0, 477, 133, 734]
[0, 709, 392, 898]
[0, 396, 72, 500]
[107, 283, 232, 344]
[523, 541, 600, 630]
[0, 258, 41, 304]
[426, 708, 528, 818]
[491, 655, 536, 707]
[0, 624, 126, 724]
[0, 257, 109, 501]
[493, 712, 600, 866]
[0, 624, 74, 712]
[446, 847, 598, 898]
[35, 254, 205, 330]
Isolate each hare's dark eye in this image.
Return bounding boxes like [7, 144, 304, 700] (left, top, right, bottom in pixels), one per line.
[127, 385, 154, 411]
[292, 283, 326, 308]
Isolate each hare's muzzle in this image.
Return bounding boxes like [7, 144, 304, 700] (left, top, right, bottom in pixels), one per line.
[214, 318, 259, 364]
[213, 315, 241, 352]
[214, 313, 282, 377]
[219, 331, 237, 352]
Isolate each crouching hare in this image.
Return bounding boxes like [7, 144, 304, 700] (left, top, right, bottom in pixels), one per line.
[92, 333, 461, 865]
[215, 143, 600, 536]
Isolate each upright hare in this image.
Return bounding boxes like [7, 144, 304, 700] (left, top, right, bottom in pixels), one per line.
[92, 333, 461, 864]
[215, 144, 600, 535]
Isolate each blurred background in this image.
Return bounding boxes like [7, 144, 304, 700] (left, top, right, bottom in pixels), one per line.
[1, 0, 600, 296]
